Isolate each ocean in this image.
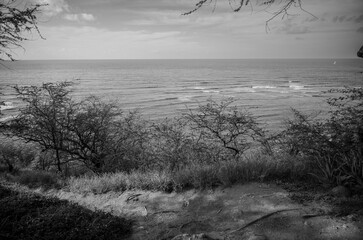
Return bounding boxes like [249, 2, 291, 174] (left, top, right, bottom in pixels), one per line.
[1, 59, 362, 131]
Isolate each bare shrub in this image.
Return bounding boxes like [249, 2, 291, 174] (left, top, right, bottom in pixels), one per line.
[62, 96, 122, 172]
[1, 82, 150, 173]
[147, 118, 219, 171]
[1, 82, 76, 172]
[184, 98, 268, 159]
[103, 110, 151, 172]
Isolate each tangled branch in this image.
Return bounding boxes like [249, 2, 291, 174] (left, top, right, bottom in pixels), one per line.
[0, 0, 44, 61]
[184, 0, 316, 31]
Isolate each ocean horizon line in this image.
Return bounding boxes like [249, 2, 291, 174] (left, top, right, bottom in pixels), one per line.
[4, 57, 358, 62]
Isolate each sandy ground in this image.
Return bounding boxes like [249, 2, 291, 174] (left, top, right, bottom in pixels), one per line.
[6, 182, 363, 240]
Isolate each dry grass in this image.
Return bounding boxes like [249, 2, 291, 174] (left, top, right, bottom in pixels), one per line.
[67, 170, 173, 194]
[66, 153, 310, 194]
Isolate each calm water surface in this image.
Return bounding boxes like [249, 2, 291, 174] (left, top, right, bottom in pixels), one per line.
[1, 59, 362, 130]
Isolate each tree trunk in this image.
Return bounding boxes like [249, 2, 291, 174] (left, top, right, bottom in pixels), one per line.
[7, 162, 14, 172]
[358, 126, 363, 162]
[2, 154, 14, 172]
[55, 148, 62, 172]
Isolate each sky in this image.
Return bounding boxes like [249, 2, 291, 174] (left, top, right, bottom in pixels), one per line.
[14, 0, 363, 59]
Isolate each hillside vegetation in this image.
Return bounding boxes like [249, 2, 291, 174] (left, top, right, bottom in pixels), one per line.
[0, 82, 362, 195]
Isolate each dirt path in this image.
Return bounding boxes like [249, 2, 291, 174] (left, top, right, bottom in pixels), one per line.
[5, 182, 363, 239]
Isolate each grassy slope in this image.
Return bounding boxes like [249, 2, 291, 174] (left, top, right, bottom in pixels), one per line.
[0, 185, 132, 240]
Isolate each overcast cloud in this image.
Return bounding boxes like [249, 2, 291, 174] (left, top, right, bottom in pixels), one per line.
[17, 0, 363, 59]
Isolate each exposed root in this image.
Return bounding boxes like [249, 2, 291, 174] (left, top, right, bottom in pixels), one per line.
[229, 208, 301, 233]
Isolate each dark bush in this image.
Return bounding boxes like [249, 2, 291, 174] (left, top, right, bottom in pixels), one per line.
[0, 185, 132, 240]
[279, 87, 363, 190]
[0, 141, 37, 172]
[14, 170, 60, 189]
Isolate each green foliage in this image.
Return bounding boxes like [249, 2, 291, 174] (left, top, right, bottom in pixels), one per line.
[310, 153, 363, 191]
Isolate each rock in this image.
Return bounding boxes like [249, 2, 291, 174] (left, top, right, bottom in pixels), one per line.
[171, 233, 216, 240]
[330, 186, 351, 198]
[233, 231, 267, 240]
[245, 233, 267, 240]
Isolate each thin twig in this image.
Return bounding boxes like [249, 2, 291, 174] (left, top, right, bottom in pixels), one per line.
[126, 193, 142, 202]
[229, 208, 301, 233]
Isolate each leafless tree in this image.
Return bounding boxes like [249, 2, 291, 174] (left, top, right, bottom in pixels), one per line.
[184, 0, 314, 30]
[0, 0, 44, 61]
[1, 82, 75, 172]
[184, 98, 267, 158]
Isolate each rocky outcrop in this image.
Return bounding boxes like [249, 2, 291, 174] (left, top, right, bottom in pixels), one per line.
[358, 45, 363, 58]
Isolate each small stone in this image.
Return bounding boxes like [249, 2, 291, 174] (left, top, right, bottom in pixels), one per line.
[206, 232, 224, 240]
[183, 200, 190, 207]
[345, 214, 356, 221]
[246, 234, 267, 240]
[171, 233, 215, 240]
[242, 232, 268, 240]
